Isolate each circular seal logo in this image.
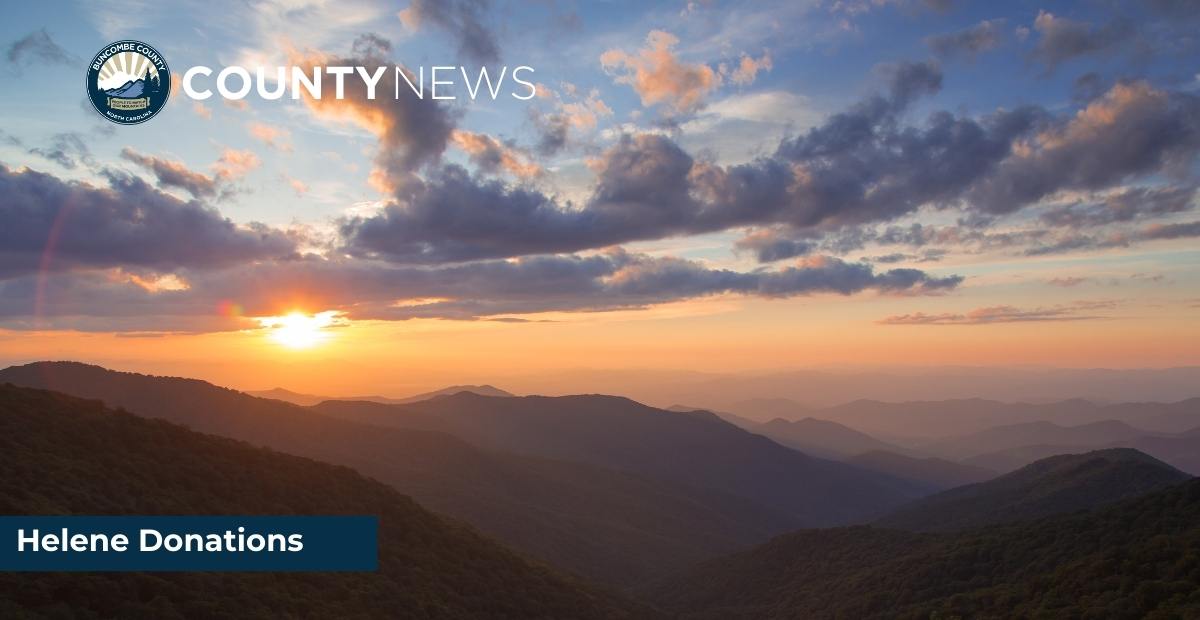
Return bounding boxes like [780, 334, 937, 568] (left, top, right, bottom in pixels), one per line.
[86, 40, 171, 125]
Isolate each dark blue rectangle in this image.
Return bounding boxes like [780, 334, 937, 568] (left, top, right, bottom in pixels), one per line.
[0, 516, 377, 571]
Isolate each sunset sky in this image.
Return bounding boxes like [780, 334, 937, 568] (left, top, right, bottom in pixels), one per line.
[1, 0, 1198, 396]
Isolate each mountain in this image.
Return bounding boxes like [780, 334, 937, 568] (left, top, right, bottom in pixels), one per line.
[922, 419, 1151, 460]
[104, 78, 145, 98]
[1101, 397, 1200, 433]
[1116, 435, 1200, 475]
[567, 366, 1200, 411]
[313, 393, 928, 526]
[247, 384, 514, 407]
[725, 397, 812, 422]
[754, 417, 898, 459]
[804, 397, 1200, 442]
[246, 386, 331, 406]
[0, 384, 641, 618]
[847, 450, 996, 490]
[963, 444, 1079, 473]
[0, 362, 794, 588]
[646, 475, 1200, 619]
[666, 405, 760, 429]
[391, 384, 514, 403]
[961, 434, 1200, 476]
[875, 448, 1191, 532]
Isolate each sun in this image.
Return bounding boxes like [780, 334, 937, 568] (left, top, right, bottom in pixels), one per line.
[258, 311, 339, 349]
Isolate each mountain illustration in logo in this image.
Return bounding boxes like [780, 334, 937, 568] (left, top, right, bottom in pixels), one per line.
[105, 78, 147, 98]
[96, 50, 162, 99]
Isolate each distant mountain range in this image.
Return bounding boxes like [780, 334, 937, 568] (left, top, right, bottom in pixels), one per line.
[0, 384, 640, 618]
[248, 384, 513, 406]
[647, 459, 1200, 618]
[734, 397, 1200, 439]
[313, 393, 927, 526]
[921, 419, 1152, 460]
[103, 78, 146, 98]
[846, 450, 996, 490]
[752, 417, 899, 459]
[521, 366, 1200, 412]
[698, 396, 1200, 476]
[875, 448, 1191, 532]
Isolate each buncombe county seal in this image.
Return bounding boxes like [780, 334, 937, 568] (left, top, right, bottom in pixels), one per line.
[86, 40, 171, 125]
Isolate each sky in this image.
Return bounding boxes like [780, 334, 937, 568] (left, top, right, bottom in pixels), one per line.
[1, 0, 1198, 396]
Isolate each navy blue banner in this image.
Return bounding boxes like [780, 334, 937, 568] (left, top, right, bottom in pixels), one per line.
[0, 516, 377, 571]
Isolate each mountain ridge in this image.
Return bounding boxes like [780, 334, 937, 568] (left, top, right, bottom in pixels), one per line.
[875, 448, 1191, 532]
[314, 391, 929, 526]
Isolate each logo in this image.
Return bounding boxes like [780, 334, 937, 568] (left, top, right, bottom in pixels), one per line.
[86, 41, 171, 125]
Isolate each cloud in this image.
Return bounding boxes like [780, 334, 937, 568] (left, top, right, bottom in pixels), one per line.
[339, 60, 942, 264]
[120, 148, 218, 199]
[879, 301, 1114, 325]
[926, 19, 1004, 60]
[0, 165, 295, 280]
[601, 30, 722, 114]
[341, 68, 1200, 266]
[28, 133, 93, 170]
[1047, 276, 1088, 288]
[529, 86, 613, 155]
[1022, 215, 1200, 255]
[1071, 72, 1107, 102]
[699, 91, 819, 127]
[451, 130, 543, 179]
[1039, 185, 1196, 227]
[248, 122, 291, 150]
[192, 102, 213, 120]
[213, 148, 261, 180]
[728, 51, 773, 86]
[968, 82, 1200, 214]
[876, 60, 943, 108]
[1030, 11, 1134, 71]
[284, 175, 309, 196]
[1141, 219, 1200, 240]
[399, 0, 499, 64]
[292, 35, 456, 192]
[1, 248, 960, 331]
[121, 146, 258, 198]
[5, 29, 77, 71]
[735, 229, 816, 262]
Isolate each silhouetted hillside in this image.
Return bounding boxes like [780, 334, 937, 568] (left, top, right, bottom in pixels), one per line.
[754, 417, 898, 459]
[315, 392, 927, 525]
[647, 476, 1200, 619]
[0, 362, 794, 587]
[0, 384, 642, 619]
[847, 450, 996, 491]
[876, 448, 1190, 532]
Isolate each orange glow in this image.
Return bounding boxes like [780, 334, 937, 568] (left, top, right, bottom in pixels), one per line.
[258, 311, 340, 349]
